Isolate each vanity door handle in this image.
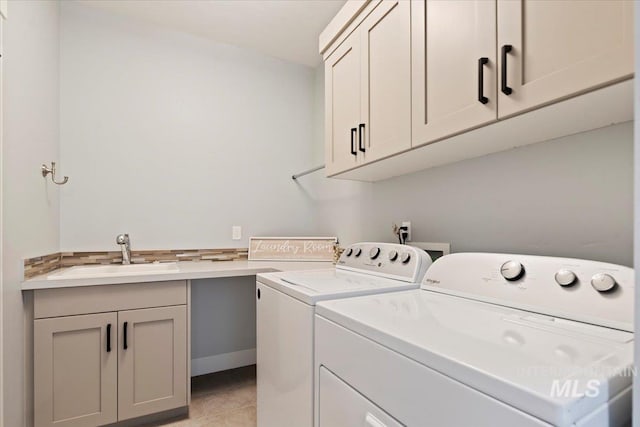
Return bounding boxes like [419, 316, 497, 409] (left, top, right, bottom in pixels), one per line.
[350, 128, 357, 156]
[358, 123, 366, 152]
[123, 321, 128, 350]
[501, 45, 513, 95]
[478, 57, 489, 104]
[106, 324, 112, 353]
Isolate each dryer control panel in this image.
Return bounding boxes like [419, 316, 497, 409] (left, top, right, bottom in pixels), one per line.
[337, 243, 432, 284]
[422, 253, 634, 332]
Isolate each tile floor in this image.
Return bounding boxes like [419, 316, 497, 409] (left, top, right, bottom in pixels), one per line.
[145, 366, 257, 427]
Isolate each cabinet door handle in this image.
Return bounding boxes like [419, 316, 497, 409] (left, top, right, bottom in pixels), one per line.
[123, 321, 128, 350]
[478, 57, 489, 104]
[350, 128, 357, 156]
[358, 123, 365, 152]
[106, 323, 112, 353]
[501, 45, 513, 95]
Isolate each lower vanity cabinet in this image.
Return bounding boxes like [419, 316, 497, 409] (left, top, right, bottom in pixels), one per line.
[33, 281, 189, 427]
[34, 313, 118, 427]
[118, 306, 187, 421]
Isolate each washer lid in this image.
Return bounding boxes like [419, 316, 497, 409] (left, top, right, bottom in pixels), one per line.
[257, 269, 419, 305]
[316, 290, 634, 426]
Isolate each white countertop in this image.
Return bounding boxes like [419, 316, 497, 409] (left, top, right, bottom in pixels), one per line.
[22, 260, 335, 291]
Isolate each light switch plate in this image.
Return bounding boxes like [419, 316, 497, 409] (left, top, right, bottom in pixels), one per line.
[232, 226, 242, 240]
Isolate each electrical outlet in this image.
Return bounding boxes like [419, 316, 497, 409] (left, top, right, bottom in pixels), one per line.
[232, 226, 242, 240]
[401, 221, 412, 242]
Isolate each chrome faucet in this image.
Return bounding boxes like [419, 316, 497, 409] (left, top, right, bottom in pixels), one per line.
[116, 233, 131, 265]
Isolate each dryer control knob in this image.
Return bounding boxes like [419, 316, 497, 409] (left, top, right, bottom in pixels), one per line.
[369, 247, 381, 260]
[555, 270, 577, 287]
[345, 248, 353, 257]
[400, 252, 411, 264]
[388, 250, 399, 262]
[501, 261, 525, 281]
[591, 273, 616, 292]
[354, 247, 362, 257]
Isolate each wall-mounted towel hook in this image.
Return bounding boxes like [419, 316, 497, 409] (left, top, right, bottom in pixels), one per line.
[41, 162, 69, 185]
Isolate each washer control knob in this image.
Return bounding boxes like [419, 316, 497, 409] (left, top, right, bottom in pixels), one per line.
[388, 250, 399, 262]
[354, 247, 362, 257]
[400, 252, 411, 264]
[369, 247, 381, 260]
[591, 273, 616, 292]
[345, 248, 353, 257]
[555, 270, 577, 287]
[501, 261, 525, 281]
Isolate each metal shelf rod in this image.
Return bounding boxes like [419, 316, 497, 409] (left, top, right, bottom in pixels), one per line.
[292, 165, 324, 180]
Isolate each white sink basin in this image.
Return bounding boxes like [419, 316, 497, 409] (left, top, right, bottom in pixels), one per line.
[47, 263, 179, 280]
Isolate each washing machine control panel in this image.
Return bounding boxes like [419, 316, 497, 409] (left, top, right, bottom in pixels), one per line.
[337, 243, 432, 283]
[422, 253, 634, 331]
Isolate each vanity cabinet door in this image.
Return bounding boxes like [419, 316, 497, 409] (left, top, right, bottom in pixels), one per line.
[497, 0, 633, 118]
[325, 31, 362, 176]
[117, 305, 187, 421]
[411, 0, 497, 148]
[34, 313, 117, 427]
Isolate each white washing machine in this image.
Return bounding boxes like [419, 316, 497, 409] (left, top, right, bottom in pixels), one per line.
[256, 242, 432, 427]
[315, 253, 634, 427]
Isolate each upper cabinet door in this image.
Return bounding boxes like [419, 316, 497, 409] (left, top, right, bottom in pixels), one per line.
[325, 32, 361, 176]
[34, 313, 118, 427]
[360, 0, 411, 162]
[497, 0, 634, 118]
[411, 0, 497, 148]
[118, 306, 187, 421]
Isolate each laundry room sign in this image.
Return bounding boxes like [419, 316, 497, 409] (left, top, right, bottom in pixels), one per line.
[249, 237, 337, 261]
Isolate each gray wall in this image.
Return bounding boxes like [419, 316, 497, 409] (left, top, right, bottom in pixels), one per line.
[59, 2, 321, 251]
[2, 2, 61, 426]
[191, 277, 256, 359]
[368, 122, 633, 266]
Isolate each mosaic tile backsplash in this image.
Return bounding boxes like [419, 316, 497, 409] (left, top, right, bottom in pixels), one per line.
[24, 248, 249, 279]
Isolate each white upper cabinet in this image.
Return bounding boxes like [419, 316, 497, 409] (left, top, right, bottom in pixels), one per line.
[412, 0, 497, 148]
[324, 0, 410, 176]
[360, 0, 411, 162]
[320, 0, 633, 181]
[497, 0, 634, 118]
[325, 32, 361, 176]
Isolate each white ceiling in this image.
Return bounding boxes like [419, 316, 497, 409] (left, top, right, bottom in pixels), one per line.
[78, 0, 346, 67]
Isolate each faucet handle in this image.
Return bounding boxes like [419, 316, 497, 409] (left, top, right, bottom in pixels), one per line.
[116, 234, 130, 245]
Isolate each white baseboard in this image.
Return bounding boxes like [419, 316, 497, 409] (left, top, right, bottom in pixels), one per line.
[191, 348, 256, 377]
